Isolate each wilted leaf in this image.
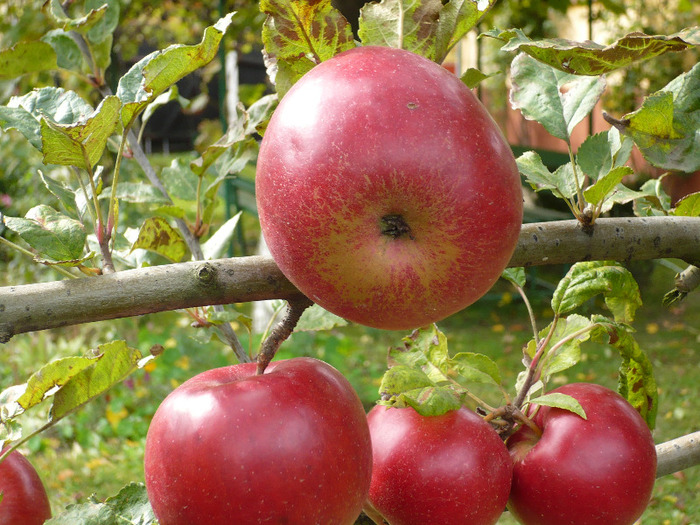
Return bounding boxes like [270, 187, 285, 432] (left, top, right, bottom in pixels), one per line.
[262, 0, 354, 95]
[673, 192, 700, 217]
[118, 14, 233, 127]
[50, 341, 143, 421]
[390, 325, 451, 384]
[130, 217, 187, 262]
[39, 95, 121, 169]
[495, 27, 699, 75]
[0, 41, 58, 79]
[46, 482, 156, 525]
[551, 261, 642, 323]
[606, 62, 700, 173]
[528, 392, 587, 419]
[510, 52, 606, 142]
[3, 205, 86, 263]
[358, 0, 441, 58]
[592, 318, 657, 428]
[17, 357, 97, 411]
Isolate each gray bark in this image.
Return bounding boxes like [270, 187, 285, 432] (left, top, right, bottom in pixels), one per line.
[1, 216, 699, 342]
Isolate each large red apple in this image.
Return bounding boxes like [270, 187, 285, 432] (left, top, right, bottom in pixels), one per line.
[256, 45, 523, 331]
[507, 383, 657, 525]
[365, 405, 512, 525]
[0, 447, 51, 525]
[144, 357, 372, 525]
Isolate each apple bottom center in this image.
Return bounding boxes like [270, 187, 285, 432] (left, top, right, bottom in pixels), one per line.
[380, 213, 414, 241]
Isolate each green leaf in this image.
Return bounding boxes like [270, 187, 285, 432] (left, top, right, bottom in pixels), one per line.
[46, 482, 156, 525]
[3, 205, 86, 262]
[261, 0, 354, 96]
[85, 0, 120, 45]
[390, 325, 452, 384]
[607, 62, 700, 173]
[633, 176, 673, 216]
[582, 165, 634, 206]
[103, 182, 170, 205]
[294, 303, 349, 332]
[118, 14, 234, 127]
[377, 365, 462, 416]
[358, 0, 441, 58]
[0, 87, 95, 151]
[435, 0, 497, 63]
[501, 267, 526, 288]
[551, 261, 642, 323]
[201, 213, 242, 260]
[47, 0, 108, 35]
[130, 217, 188, 263]
[16, 357, 97, 412]
[41, 30, 84, 71]
[0, 41, 58, 79]
[160, 157, 198, 201]
[449, 352, 501, 385]
[592, 319, 657, 428]
[40, 95, 121, 169]
[528, 392, 587, 419]
[39, 171, 79, 218]
[673, 192, 700, 217]
[517, 151, 577, 200]
[528, 314, 592, 380]
[496, 27, 699, 76]
[50, 341, 143, 421]
[510, 52, 606, 142]
[576, 127, 633, 182]
[460, 67, 497, 88]
[378, 365, 435, 400]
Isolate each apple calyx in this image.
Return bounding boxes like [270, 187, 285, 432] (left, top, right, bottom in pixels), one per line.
[380, 214, 414, 240]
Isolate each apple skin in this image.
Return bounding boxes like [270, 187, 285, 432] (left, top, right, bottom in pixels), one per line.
[144, 357, 372, 525]
[366, 405, 513, 525]
[0, 448, 52, 525]
[507, 383, 657, 525]
[256, 45, 523, 331]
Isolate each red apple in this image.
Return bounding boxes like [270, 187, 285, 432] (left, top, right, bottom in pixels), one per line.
[507, 383, 657, 525]
[256, 45, 523, 331]
[144, 357, 372, 525]
[366, 405, 512, 525]
[0, 447, 51, 525]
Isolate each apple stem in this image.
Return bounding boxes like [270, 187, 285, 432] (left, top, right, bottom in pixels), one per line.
[255, 294, 314, 374]
[380, 214, 414, 240]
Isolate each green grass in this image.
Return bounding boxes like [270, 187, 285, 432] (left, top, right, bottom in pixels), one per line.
[4, 260, 700, 523]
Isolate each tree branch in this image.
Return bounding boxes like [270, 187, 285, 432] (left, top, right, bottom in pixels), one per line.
[656, 430, 700, 478]
[1, 216, 699, 342]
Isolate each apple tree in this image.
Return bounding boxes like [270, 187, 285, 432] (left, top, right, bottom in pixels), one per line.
[0, 0, 699, 523]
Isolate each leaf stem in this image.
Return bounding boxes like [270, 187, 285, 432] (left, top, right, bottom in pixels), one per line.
[0, 237, 77, 279]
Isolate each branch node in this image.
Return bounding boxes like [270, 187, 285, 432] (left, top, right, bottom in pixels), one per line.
[195, 262, 217, 286]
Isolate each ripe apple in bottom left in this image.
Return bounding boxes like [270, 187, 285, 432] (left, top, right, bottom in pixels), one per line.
[0, 448, 52, 525]
[144, 357, 373, 525]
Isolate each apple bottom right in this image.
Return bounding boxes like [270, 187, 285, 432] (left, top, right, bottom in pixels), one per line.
[506, 382, 657, 525]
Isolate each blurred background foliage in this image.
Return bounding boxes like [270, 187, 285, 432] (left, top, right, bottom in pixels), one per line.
[1, 1, 699, 523]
